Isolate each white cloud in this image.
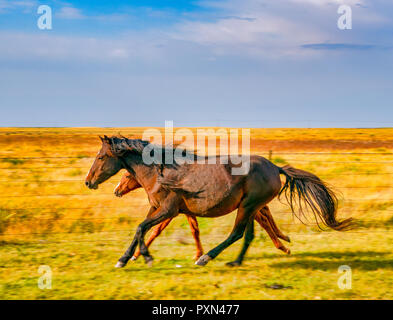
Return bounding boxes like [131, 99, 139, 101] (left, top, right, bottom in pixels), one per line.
[289, 0, 364, 6]
[0, 0, 36, 13]
[0, 0, 391, 65]
[0, 31, 165, 64]
[56, 6, 84, 19]
[172, 0, 392, 58]
[171, 14, 327, 58]
[170, 1, 332, 59]
[109, 48, 129, 58]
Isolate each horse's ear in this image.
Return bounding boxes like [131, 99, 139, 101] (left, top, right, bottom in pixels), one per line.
[103, 135, 111, 144]
[99, 135, 111, 145]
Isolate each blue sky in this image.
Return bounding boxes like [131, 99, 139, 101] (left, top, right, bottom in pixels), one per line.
[0, 0, 392, 127]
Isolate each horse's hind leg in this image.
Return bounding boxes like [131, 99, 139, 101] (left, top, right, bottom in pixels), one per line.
[195, 201, 256, 267]
[132, 217, 173, 261]
[186, 215, 204, 261]
[226, 218, 254, 267]
[261, 206, 290, 243]
[254, 210, 290, 255]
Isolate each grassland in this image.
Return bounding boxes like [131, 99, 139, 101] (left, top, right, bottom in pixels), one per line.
[0, 127, 392, 299]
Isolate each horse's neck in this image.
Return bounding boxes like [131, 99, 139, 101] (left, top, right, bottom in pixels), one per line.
[127, 160, 158, 194]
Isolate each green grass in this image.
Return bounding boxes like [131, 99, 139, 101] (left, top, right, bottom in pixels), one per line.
[272, 157, 288, 165]
[1, 229, 393, 300]
[1, 159, 25, 166]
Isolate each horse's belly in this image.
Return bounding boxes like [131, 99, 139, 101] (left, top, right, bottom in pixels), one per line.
[182, 185, 243, 216]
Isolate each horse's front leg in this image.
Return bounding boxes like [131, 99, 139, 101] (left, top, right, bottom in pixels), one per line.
[114, 206, 155, 267]
[115, 193, 180, 268]
[132, 217, 173, 261]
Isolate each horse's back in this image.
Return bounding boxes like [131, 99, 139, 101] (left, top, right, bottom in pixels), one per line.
[175, 155, 281, 216]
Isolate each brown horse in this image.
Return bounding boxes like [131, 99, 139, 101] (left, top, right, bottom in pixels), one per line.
[85, 136, 351, 268]
[114, 172, 291, 261]
[114, 172, 204, 261]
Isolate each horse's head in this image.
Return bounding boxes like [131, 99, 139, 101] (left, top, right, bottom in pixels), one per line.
[114, 172, 141, 197]
[85, 136, 123, 190]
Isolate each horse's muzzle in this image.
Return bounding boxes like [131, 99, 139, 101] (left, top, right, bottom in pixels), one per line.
[85, 181, 98, 190]
[114, 190, 123, 197]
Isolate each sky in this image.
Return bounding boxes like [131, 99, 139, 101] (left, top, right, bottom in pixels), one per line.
[0, 0, 393, 127]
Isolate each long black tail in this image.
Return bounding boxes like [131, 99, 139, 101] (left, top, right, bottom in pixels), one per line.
[278, 165, 352, 231]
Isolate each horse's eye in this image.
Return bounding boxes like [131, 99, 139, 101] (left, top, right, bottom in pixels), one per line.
[98, 156, 104, 160]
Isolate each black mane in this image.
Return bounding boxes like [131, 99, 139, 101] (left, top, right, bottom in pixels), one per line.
[108, 136, 197, 168]
[109, 137, 150, 156]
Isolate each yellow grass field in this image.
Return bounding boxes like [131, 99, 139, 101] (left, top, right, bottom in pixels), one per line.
[0, 127, 393, 299]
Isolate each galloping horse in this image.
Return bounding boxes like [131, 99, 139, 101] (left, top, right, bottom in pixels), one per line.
[114, 172, 291, 261]
[85, 136, 352, 268]
[114, 172, 204, 261]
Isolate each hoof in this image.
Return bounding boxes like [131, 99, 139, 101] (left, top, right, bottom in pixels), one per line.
[280, 246, 291, 255]
[193, 254, 203, 261]
[226, 261, 241, 267]
[115, 261, 126, 268]
[195, 254, 212, 266]
[279, 245, 291, 255]
[144, 256, 153, 267]
[130, 256, 137, 261]
[284, 236, 291, 243]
